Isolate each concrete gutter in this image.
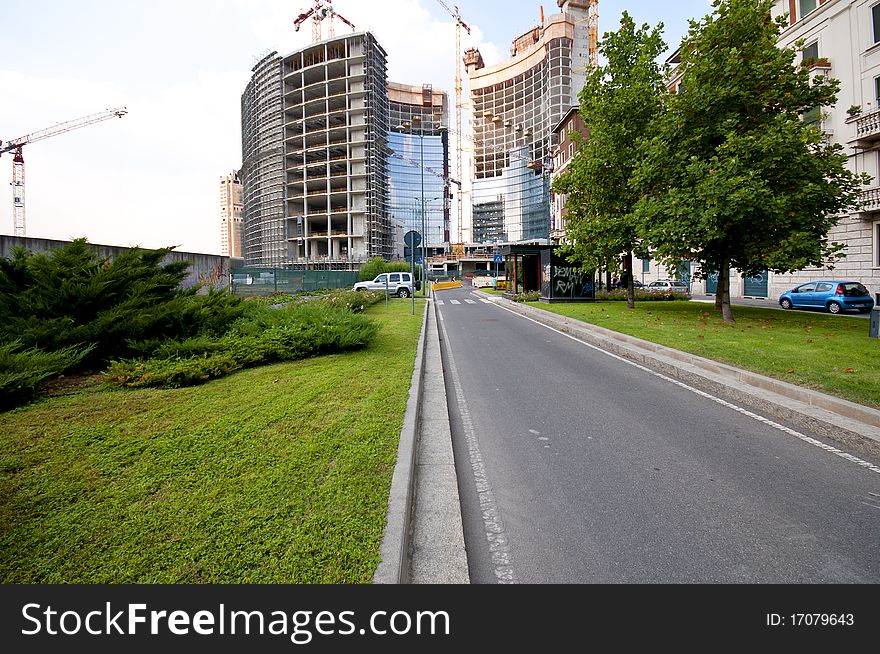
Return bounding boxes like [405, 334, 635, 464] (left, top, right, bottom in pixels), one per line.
[479, 291, 880, 459]
[373, 299, 430, 584]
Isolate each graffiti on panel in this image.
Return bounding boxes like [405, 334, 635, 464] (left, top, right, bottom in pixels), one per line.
[198, 262, 226, 289]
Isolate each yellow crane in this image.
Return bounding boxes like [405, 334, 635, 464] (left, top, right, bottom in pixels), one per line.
[588, 0, 599, 68]
[0, 107, 128, 237]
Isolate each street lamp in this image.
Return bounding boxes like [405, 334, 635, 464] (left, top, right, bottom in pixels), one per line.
[400, 115, 437, 297]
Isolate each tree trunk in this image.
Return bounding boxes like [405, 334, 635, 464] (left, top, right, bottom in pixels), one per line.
[624, 251, 635, 309]
[714, 270, 723, 311]
[718, 256, 735, 323]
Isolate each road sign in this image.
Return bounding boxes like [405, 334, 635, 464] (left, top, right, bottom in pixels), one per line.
[493, 254, 503, 264]
[404, 230, 422, 249]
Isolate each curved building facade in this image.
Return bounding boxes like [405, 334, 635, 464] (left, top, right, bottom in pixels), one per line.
[241, 51, 285, 267]
[466, 0, 590, 243]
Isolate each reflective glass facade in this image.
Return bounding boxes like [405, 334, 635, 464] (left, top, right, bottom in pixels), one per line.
[387, 83, 449, 258]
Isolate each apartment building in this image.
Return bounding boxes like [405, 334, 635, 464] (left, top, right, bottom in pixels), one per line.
[766, 0, 880, 300]
[549, 105, 587, 243]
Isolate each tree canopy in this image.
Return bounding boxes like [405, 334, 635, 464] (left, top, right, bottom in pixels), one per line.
[553, 12, 667, 308]
[635, 0, 869, 321]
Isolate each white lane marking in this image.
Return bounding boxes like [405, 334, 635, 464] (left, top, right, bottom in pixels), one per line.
[450, 300, 461, 305]
[492, 303, 880, 476]
[438, 310, 517, 584]
[529, 429, 540, 435]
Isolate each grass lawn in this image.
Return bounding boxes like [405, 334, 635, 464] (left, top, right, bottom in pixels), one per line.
[526, 300, 879, 408]
[0, 298, 425, 583]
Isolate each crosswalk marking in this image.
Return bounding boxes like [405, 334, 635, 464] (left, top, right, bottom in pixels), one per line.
[464, 299, 477, 304]
[436, 300, 445, 306]
[450, 300, 461, 305]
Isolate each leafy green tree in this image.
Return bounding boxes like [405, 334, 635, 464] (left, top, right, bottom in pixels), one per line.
[635, 0, 869, 322]
[359, 256, 420, 281]
[553, 12, 667, 309]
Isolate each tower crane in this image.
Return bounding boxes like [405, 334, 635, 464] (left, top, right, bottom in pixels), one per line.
[0, 107, 127, 237]
[588, 0, 599, 68]
[433, 0, 471, 245]
[294, 0, 356, 43]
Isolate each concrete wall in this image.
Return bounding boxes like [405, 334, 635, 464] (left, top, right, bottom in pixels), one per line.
[0, 236, 231, 290]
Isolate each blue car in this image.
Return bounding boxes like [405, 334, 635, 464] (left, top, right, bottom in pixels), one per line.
[779, 280, 874, 314]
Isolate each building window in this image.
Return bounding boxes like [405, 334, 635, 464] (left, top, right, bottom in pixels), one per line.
[799, 0, 817, 20]
[875, 76, 880, 108]
[642, 259, 650, 274]
[874, 3, 880, 44]
[802, 41, 819, 63]
[875, 221, 880, 267]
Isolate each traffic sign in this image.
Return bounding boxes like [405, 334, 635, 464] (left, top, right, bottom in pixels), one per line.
[493, 254, 503, 264]
[404, 230, 422, 248]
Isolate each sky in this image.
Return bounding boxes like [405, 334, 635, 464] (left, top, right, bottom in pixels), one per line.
[0, 0, 712, 255]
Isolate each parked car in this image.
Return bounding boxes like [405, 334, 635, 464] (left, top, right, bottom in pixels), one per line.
[778, 280, 874, 314]
[646, 279, 690, 294]
[353, 272, 418, 298]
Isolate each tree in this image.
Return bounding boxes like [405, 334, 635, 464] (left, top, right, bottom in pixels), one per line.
[553, 12, 667, 309]
[635, 0, 869, 322]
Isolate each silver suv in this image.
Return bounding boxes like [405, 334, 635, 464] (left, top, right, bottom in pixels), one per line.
[353, 272, 417, 298]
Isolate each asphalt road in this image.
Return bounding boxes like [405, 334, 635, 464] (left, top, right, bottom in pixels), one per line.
[435, 287, 880, 584]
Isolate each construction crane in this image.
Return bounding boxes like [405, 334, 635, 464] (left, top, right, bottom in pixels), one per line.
[588, 0, 599, 68]
[433, 0, 471, 245]
[294, 0, 355, 43]
[0, 107, 127, 237]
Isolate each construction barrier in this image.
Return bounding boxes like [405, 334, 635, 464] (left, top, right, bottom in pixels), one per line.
[432, 281, 463, 291]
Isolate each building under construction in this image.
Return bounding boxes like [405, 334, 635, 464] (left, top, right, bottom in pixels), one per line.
[464, 0, 593, 244]
[241, 51, 286, 267]
[240, 32, 394, 269]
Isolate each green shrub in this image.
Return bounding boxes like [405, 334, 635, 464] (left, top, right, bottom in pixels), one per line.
[512, 291, 541, 303]
[359, 257, 421, 281]
[107, 302, 379, 389]
[595, 289, 690, 302]
[0, 240, 246, 366]
[0, 341, 94, 408]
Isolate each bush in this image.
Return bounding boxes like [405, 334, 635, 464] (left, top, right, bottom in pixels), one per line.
[0, 239, 246, 366]
[512, 291, 541, 303]
[107, 302, 379, 388]
[0, 341, 94, 408]
[359, 257, 421, 281]
[595, 289, 690, 302]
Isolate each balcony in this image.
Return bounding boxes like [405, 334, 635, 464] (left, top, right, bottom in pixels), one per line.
[848, 109, 880, 148]
[858, 186, 880, 217]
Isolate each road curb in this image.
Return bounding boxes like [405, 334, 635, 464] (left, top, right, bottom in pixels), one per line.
[478, 291, 880, 458]
[373, 298, 430, 584]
